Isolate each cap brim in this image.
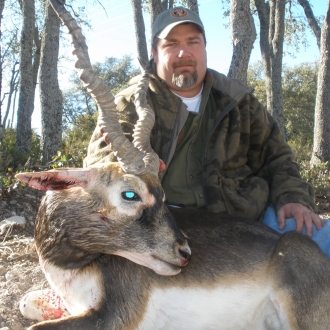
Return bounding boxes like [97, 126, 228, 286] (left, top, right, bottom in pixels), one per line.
[157, 21, 204, 39]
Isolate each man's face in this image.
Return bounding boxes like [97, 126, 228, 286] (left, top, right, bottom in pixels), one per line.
[152, 23, 207, 97]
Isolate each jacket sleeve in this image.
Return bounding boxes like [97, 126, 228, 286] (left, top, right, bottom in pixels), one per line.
[246, 94, 316, 213]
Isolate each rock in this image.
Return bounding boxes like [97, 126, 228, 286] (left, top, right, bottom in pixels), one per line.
[25, 194, 36, 199]
[10, 320, 21, 330]
[0, 216, 26, 235]
[0, 266, 6, 276]
[5, 271, 14, 282]
[9, 200, 17, 205]
[7, 254, 21, 261]
[17, 282, 30, 292]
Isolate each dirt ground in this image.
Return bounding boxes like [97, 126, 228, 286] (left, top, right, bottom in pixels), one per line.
[0, 186, 329, 330]
[0, 186, 45, 330]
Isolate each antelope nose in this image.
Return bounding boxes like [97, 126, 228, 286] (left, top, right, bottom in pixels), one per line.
[179, 247, 191, 266]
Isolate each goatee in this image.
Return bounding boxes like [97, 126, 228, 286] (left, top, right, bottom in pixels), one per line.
[172, 71, 198, 89]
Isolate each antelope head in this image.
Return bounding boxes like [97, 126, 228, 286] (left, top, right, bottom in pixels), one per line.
[15, 0, 191, 276]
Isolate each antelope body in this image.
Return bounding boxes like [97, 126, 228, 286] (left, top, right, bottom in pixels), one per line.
[16, 1, 330, 329]
[17, 167, 330, 330]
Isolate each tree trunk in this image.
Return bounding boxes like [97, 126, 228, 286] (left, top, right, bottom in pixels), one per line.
[186, 0, 199, 14]
[255, 0, 286, 137]
[2, 61, 19, 127]
[149, 0, 169, 28]
[16, 0, 35, 154]
[0, 0, 5, 141]
[297, 0, 321, 50]
[39, 0, 63, 163]
[227, 0, 256, 85]
[149, 0, 175, 57]
[310, 0, 330, 166]
[33, 25, 42, 100]
[11, 83, 18, 128]
[131, 0, 149, 67]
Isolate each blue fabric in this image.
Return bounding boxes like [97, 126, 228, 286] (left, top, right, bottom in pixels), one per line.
[263, 205, 330, 259]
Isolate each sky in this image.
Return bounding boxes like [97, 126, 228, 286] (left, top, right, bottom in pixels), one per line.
[31, 0, 328, 132]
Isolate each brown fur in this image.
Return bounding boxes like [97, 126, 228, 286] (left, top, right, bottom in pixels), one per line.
[28, 202, 330, 330]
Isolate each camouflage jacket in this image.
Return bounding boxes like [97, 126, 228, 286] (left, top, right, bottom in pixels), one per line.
[84, 67, 316, 220]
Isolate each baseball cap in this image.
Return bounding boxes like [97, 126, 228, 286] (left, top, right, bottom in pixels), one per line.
[152, 7, 205, 41]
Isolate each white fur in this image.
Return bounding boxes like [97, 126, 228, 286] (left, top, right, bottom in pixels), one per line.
[24, 259, 291, 329]
[114, 251, 182, 275]
[135, 283, 290, 330]
[39, 256, 103, 316]
[107, 175, 155, 217]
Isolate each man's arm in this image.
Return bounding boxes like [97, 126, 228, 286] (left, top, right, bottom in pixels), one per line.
[246, 95, 319, 231]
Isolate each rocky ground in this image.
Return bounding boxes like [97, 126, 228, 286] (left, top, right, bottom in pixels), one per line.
[0, 185, 329, 330]
[0, 186, 45, 330]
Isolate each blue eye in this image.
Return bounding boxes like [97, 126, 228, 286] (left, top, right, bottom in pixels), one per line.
[121, 191, 141, 201]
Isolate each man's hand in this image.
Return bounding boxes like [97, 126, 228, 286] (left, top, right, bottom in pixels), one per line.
[277, 203, 324, 237]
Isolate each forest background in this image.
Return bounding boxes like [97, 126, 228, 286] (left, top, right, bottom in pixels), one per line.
[0, 0, 330, 203]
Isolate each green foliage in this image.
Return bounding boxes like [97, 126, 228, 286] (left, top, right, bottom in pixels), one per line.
[0, 168, 21, 198]
[0, 128, 42, 172]
[247, 61, 267, 106]
[0, 128, 42, 196]
[61, 112, 99, 167]
[49, 150, 83, 168]
[299, 161, 330, 196]
[283, 62, 318, 161]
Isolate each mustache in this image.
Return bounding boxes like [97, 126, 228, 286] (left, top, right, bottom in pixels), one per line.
[172, 60, 196, 69]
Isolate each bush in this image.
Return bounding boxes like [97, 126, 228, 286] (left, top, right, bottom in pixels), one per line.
[299, 161, 330, 196]
[48, 150, 84, 168]
[0, 128, 42, 173]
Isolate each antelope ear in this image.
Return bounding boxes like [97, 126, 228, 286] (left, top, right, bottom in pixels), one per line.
[15, 168, 92, 191]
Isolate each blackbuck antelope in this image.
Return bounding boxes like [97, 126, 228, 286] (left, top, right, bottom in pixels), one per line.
[16, 1, 330, 329]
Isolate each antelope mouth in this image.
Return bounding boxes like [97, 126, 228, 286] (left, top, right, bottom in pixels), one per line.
[114, 251, 183, 276]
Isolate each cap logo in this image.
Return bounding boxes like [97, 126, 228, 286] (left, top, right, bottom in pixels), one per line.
[171, 8, 188, 18]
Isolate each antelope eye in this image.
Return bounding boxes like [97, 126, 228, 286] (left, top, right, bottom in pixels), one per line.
[121, 191, 141, 201]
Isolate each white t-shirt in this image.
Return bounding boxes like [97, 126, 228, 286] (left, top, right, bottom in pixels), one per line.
[171, 85, 203, 113]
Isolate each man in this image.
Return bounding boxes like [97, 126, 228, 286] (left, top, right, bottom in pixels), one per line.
[85, 7, 330, 256]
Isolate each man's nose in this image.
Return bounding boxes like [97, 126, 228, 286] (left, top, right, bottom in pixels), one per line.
[178, 47, 191, 57]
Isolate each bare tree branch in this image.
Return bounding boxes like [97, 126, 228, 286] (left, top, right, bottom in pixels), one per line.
[297, 0, 321, 50]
